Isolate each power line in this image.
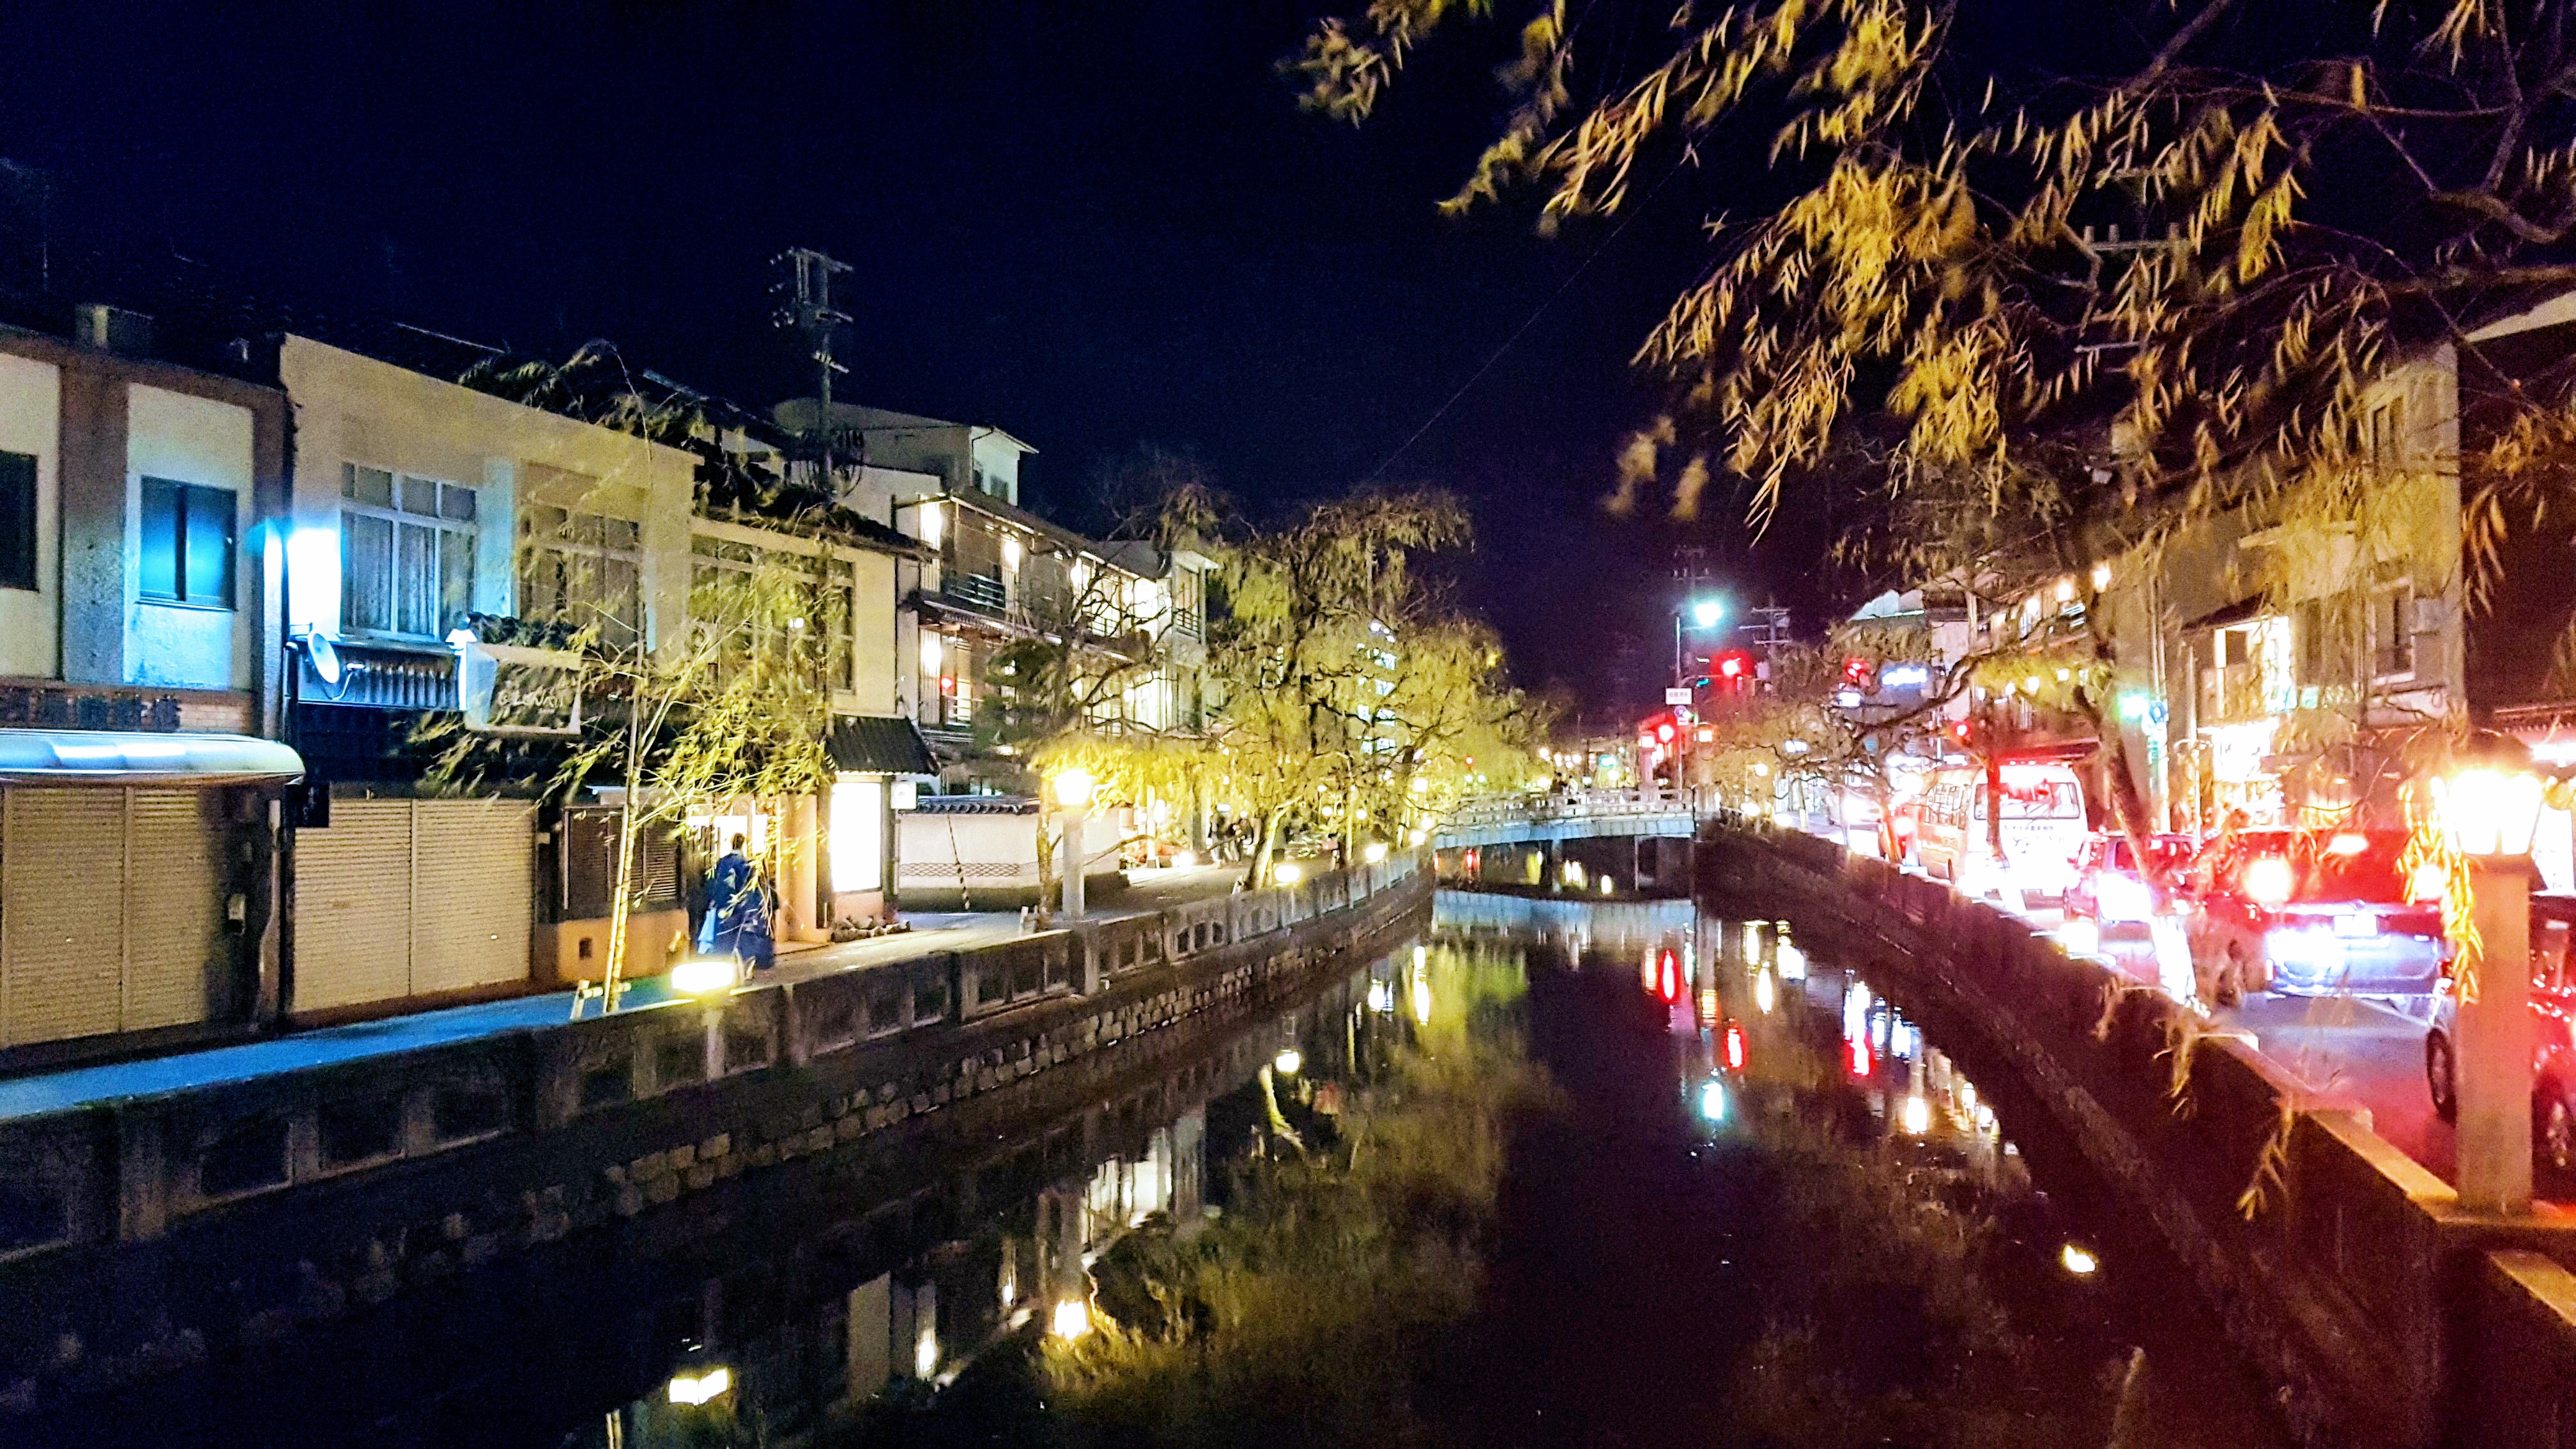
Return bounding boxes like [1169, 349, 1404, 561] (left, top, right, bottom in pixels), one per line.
[1359, 157, 1689, 486]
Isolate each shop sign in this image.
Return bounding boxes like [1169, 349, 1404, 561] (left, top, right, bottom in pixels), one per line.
[457, 641, 583, 737]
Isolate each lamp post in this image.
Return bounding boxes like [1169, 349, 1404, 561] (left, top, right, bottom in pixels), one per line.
[1675, 596, 1727, 686]
[2434, 738, 2549, 1215]
[1053, 767, 1096, 922]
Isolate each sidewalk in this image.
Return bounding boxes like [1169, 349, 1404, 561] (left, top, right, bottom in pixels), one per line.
[0, 864, 1246, 1125]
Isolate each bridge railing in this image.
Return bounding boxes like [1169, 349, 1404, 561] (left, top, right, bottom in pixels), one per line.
[1441, 789, 1693, 831]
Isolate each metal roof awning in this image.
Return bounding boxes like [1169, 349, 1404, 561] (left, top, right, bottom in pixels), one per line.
[826, 715, 939, 776]
[0, 730, 305, 786]
[2181, 596, 2268, 632]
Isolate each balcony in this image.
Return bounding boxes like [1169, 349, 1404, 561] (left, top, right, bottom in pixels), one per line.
[944, 572, 1008, 613]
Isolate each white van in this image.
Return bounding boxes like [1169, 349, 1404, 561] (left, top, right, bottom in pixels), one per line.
[1912, 762, 2090, 907]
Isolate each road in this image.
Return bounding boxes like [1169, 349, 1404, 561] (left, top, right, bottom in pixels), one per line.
[0, 863, 1246, 1125]
[2032, 911, 2465, 1186]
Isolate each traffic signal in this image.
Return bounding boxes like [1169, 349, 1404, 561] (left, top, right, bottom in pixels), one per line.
[1715, 650, 1752, 682]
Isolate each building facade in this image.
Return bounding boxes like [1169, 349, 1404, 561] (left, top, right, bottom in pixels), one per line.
[0, 314, 302, 1066]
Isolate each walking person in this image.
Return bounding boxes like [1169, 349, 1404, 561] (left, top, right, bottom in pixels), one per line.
[699, 832, 778, 976]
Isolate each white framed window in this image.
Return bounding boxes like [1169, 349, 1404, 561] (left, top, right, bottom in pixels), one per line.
[342, 464, 475, 639]
[522, 505, 643, 649]
[2370, 575, 2415, 680]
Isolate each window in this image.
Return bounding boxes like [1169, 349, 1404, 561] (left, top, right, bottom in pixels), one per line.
[0, 450, 33, 592]
[140, 478, 235, 608]
[2370, 574, 2414, 679]
[342, 464, 475, 638]
[829, 560, 858, 694]
[522, 505, 642, 648]
[2366, 399, 2407, 471]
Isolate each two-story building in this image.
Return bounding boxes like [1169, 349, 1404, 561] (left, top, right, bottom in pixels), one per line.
[0, 307, 303, 1066]
[273, 334, 704, 1015]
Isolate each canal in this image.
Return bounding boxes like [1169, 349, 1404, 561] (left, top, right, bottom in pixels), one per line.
[25, 891, 2296, 1448]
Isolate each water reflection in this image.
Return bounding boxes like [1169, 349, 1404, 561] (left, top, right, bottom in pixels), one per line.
[560, 946, 1429, 1449]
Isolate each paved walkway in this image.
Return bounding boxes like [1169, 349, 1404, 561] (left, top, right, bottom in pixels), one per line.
[0, 864, 1246, 1124]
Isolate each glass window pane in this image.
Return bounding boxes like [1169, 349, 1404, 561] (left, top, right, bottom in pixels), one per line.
[440, 484, 477, 523]
[344, 464, 394, 507]
[397, 475, 442, 518]
[139, 479, 181, 601]
[397, 522, 437, 635]
[440, 528, 475, 632]
[604, 556, 641, 648]
[604, 517, 641, 551]
[183, 486, 234, 607]
[0, 450, 33, 592]
[343, 512, 395, 632]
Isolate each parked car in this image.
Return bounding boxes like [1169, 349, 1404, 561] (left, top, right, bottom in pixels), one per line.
[2063, 832, 2198, 933]
[2425, 893, 2576, 1178]
[1912, 762, 2090, 906]
[2178, 828, 2446, 1004]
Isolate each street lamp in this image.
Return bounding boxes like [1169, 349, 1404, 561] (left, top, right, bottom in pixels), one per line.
[1052, 766, 1096, 921]
[1676, 597, 1728, 682]
[2432, 735, 2549, 1214]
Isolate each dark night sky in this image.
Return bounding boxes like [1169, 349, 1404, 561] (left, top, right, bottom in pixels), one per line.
[0, 0, 1855, 717]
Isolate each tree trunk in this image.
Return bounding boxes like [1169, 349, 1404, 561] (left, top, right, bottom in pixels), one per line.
[603, 732, 645, 1011]
[1247, 806, 1285, 890]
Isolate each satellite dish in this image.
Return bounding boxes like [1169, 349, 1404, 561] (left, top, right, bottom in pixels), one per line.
[300, 632, 342, 687]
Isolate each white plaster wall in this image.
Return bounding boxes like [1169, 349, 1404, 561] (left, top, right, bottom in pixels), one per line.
[127, 382, 255, 689]
[0, 354, 59, 679]
[969, 430, 1025, 504]
[848, 549, 899, 714]
[278, 336, 696, 647]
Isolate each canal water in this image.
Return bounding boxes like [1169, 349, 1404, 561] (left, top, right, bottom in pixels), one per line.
[29, 893, 2293, 1448]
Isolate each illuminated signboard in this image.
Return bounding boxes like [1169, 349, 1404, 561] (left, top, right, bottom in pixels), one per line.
[457, 641, 584, 737]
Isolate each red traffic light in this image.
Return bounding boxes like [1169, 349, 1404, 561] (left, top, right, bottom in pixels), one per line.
[1655, 723, 1676, 743]
[1718, 654, 1747, 679]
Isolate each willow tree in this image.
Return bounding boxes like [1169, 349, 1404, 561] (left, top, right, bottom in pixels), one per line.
[1300, 0, 2576, 860]
[1205, 490, 1536, 885]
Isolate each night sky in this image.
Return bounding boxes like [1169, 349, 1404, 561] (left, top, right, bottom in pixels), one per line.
[0, 0, 1857, 717]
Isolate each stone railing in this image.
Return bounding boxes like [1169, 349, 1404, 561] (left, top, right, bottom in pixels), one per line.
[0, 852, 1425, 1266]
[1702, 824, 2576, 1449]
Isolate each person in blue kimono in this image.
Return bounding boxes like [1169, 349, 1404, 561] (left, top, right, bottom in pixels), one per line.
[701, 833, 776, 973]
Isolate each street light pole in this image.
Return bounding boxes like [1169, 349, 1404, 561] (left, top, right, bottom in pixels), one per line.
[2435, 744, 2549, 1215]
[1053, 767, 1096, 923]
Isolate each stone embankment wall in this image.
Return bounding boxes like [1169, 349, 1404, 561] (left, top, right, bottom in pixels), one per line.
[1701, 828, 2576, 1449]
[0, 855, 1430, 1407]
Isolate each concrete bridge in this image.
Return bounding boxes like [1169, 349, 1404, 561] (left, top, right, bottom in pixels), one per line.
[1432, 791, 1700, 897]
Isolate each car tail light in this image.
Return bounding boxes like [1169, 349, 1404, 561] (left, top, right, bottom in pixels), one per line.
[2243, 857, 2294, 908]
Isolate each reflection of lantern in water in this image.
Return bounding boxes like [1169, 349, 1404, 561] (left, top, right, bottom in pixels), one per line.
[1656, 949, 1682, 1004]
[1723, 1020, 1747, 1072]
[1901, 1094, 1933, 1135]
[1754, 968, 1777, 1016]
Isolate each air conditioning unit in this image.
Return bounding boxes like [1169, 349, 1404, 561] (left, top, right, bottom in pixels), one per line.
[72, 303, 152, 357]
[2409, 595, 2449, 633]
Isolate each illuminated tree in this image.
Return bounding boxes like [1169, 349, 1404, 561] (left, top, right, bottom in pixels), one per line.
[1300, 0, 2576, 863]
[1200, 491, 1541, 885]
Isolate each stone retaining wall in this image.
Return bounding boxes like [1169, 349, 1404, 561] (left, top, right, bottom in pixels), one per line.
[1701, 826, 2576, 1449]
[0, 855, 1430, 1406]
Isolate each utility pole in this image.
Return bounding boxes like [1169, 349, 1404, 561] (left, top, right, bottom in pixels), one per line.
[771, 247, 854, 475]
